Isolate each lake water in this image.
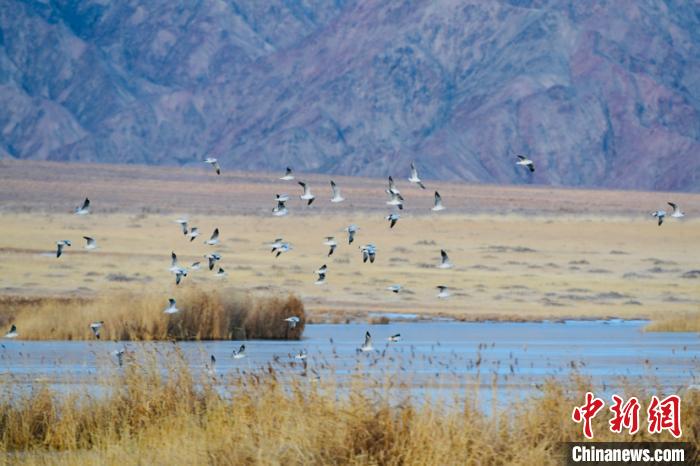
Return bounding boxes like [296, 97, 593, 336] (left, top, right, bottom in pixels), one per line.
[1, 320, 698, 406]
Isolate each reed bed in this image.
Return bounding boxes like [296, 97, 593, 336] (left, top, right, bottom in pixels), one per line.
[0, 350, 697, 465]
[646, 311, 700, 333]
[0, 289, 305, 341]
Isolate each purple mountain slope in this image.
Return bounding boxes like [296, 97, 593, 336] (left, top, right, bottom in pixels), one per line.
[0, 0, 698, 191]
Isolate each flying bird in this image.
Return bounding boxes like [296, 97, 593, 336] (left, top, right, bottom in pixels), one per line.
[437, 249, 453, 269]
[516, 155, 535, 172]
[361, 244, 377, 263]
[175, 218, 188, 235]
[83, 236, 97, 250]
[215, 267, 227, 278]
[280, 167, 294, 181]
[299, 182, 315, 205]
[89, 321, 104, 339]
[232, 344, 246, 359]
[4, 324, 18, 339]
[284, 316, 301, 328]
[386, 285, 402, 294]
[408, 162, 426, 189]
[274, 242, 293, 257]
[387, 176, 400, 196]
[272, 197, 288, 216]
[651, 210, 666, 226]
[275, 194, 290, 202]
[74, 198, 90, 215]
[56, 240, 71, 258]
[164, 298, 179, 314]
[359, 331, 373, 352]
[175, 269, 187, 285]
[205, 253, 221, 270]
[386, 191, 404, 210]
[432, 191, 445, 212]
[330, 180, 345, 203]
[294, 349, 307, 360]
[187, 227, 199, 242]
[436, 285, 451, 299]
[668, 202, 685, 218]
[207, 355, 217, 376]
[204, 228, 220, 245]
[270, 238, 285, 253]
[190, 261, 201, 271]
[315, 264, 327, 285]
[204, 158, 221, 175]
[323, 237, 337, 256]
[113, 348, 126, 367]
[387, 334, 401, 342]
[345, 225, 359, 244]
[386, 212, 400, 228]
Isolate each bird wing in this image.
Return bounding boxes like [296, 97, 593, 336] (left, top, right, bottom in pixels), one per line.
[441, 249, 449, 262]
[517, 155, 526, 161]
[434, 191, 441, 206]
[171, 252, 178, 267]
[364, 331, 371, 346]
[82, 198, 90, 210]
[667, 202, 678, 213]
[210, 228, 219, 241]
[411, 163, 418, 179]
[330, 180, 339, 197]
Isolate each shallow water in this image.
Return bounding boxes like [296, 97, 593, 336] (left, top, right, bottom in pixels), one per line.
[1, 320, 698, 405]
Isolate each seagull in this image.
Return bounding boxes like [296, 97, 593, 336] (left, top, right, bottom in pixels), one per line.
[345, 225, 359, 244]
[387, 334, 401, 342]
[359, 331, 373, 352]
[74, 198, 90, 215]
[272, 197, 288, 216]
[232, 344, 246, 359]
[215, 267, 227, 278]
[169, 251, 184, 273]
[299, 182, 315, 205]
[205, 253, 221, 270]
[436, 285, 451, 299]
[386, 285, 402, 294]
[83, 236, 97, 250]
[280, 167, 294, 181]
[187, 227, 200, 242]
[164, 298, 179, 314]
[387, 176, 400, 196]
[274, 242, 293, 257]
[432, 191, 445, 211]
[437, 249, 453, 269]
[175, 269, 187, 285]
[386, 191, 404, 210]
[89, 321, 104, 339]
[323, 237, 337, 256]
[361, 244, 376, 263]
[190, 261, 201, 271]
[175, 218, 188, 235]
[408, 162, 426, 189]
[204, 158, 221, 175]
[295, 349, 307, 360]
[285, 316, 301, 328]
[276, 194, 290, 202]
[4, 324, 18, 338]
[516, 155, 535, 172]
[668, 202, 685, 218]
[330, 180, 345, 203]
[56, 240, 71, 258]
[207, 355, 216, 376]
[315, 264, 327, 285]
[651, 210, 666, 226]
[204, 228, 220, 245]
[113, 348, 126, 367]
[270, 238, 285, 253]
[386, 212, 400, 228]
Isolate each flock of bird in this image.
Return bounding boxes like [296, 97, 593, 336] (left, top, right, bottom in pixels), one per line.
[3, 154, 689, 365]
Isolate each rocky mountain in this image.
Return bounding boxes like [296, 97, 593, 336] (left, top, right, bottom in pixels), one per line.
[1, 0, 699, 191]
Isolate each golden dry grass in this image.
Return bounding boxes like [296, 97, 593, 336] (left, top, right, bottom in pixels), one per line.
[646, 312, 700, 333]
[0, 160, 699, 330]
[0, 351, 697, 465]
[0, 288, 304, 341]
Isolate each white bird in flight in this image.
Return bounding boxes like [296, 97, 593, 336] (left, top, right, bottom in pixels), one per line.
[386, 284, 402, 294]
[437, 249, 453, 269]
[56, 240, 71, 258]
[164, 298, 179, 314]
[190, 261, 201, 271]
[516, 155, 535, 172]
[330, 180, 345, 203]
[204, 228, 220, 245]
[74, 198, 90, 215]
[272, 197, 288, 216]
[386, 212, 400, 228]
[408, 162, 426, 189]
[345, 225, 359, 244]
[387, 176, 400, 196]
[232, 344, 246, 359]
[83, 236, 97, 250]
[651, 210, 666, 226]
[280, 167, 294, 181]
[274, 242, 293, 257]
[215, 267, 227, 278]
[323, 237, 337, 256]
[187, 227, 200, 242]
[204, 158, 221, 175]
[285, 316, 301, 328]
[386, 191, 404, 210]
[90, 321, 103, 339]
[668, 202, 685, 218]
[359, 331, 373, 352]
[387, 333, 401, 342]
[361, 244, 376, 263]
[205, 253, 221, 270]
[436, 285, 451, 299]
[295, 349, 307, 360]
[299, 182, 315, 205]
[432, 191, 445, 211]
[4, 324, 18, 339]
[175, 218, 188, 235]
